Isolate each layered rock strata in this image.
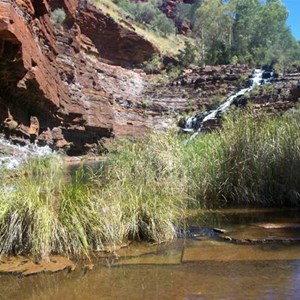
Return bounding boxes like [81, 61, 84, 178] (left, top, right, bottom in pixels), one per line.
[0, 0, 158, 153]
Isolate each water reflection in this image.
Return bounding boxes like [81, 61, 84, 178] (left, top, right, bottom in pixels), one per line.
[1, 208, 300, 300]
[1, 259, 300, 300]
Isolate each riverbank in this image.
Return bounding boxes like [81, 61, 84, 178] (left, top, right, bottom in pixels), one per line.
[1, 207, 300, 277]
[0, 111, 299, 261]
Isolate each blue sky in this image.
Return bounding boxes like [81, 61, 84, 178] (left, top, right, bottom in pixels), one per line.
[282, 0, 300, 40]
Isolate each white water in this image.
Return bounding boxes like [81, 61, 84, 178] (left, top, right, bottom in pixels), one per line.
[0, 137, 53, 169]
[183, 69, 270, 139]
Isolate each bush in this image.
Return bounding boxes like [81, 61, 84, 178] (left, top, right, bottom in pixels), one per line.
[177, 41, 200, 67]
[50, 8, 66, 25]
[154, 14, 176, 36]
[114, 0, 176, 37]
[143, 54, 162, 74]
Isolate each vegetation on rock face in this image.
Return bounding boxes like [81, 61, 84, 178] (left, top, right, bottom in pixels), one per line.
[103, 0, 300, 69]
[50, 8, 67, 25]
[112, 0, 176, 36]
[0, 111, 299, 259]
[88, 0, 186, 56]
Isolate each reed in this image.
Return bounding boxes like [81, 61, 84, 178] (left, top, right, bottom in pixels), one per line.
[184, 112, 300, 207]
[0, 134, 188, 258]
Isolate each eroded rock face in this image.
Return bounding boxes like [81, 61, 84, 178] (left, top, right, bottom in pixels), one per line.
[0, 0, 159, 154]
[77, 2, 157, 66]
[245, 72, 300, 114]
[143, 65, 252, 113]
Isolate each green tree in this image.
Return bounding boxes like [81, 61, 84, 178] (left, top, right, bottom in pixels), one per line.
[177, 41, 200, 67]
[231, 0, 261, 63]
[155, 14, 176, 36]
[192, 0, 233, 64]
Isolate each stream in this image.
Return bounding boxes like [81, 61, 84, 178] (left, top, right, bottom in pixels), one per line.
[182, 67, 274, 138]
[1, 208, 299, 300]
[0, 67, 298, 299]
[0, 137, 53, 169]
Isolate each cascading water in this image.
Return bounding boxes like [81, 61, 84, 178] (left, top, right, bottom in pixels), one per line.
[0, 137, 53, 169]
[181, 68, 275, 139]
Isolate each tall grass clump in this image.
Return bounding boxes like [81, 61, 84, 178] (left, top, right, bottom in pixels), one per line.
[184, 112, 300, 207]
[0, 156, 64, 259]
[0, 157, 129, 259]
[0, 134, 189, 259]
[101, 133, 189, 242]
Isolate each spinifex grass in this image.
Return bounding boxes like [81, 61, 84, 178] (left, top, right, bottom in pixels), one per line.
[0, 156, 64, 259]
[101, 133, 189, 242]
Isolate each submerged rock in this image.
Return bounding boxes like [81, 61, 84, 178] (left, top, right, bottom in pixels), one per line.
[0, 256, 76, 276]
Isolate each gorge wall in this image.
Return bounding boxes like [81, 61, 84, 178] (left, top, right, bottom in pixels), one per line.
[0, 0, 298, 154]
[0, 0, 159, 153]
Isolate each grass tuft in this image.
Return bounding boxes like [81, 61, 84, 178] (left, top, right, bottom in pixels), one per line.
[184, 112, 300, 207]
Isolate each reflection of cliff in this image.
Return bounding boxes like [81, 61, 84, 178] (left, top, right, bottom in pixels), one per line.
[0, 0, 158, 153]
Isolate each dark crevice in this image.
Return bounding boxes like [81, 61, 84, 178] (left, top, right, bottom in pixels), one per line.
[32, 0, 48, 18]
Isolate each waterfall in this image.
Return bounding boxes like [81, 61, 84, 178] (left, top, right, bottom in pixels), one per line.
[0, 137, 53, 170]
[181, 68, 274, 139]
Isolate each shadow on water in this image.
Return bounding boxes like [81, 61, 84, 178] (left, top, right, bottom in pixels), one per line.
[187, 208, 300, 229]
[1, 208, 300, 300]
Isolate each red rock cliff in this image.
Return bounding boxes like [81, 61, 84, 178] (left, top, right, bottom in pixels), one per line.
[0, 0, 159, 153]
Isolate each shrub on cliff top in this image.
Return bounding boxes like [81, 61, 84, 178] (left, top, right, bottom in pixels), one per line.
[114, 0, 176, 37]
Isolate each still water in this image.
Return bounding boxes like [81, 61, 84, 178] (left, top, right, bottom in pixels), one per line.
[1, 209, 299, 300]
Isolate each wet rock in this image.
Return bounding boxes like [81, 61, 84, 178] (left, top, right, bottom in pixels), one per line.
[233, 97, 248, 108]
[254, 223, 300, 229]
[219, 225, 300, 244]
[83, 263, 94, 273]
[115, 249, 182, 266]
[0, 255, 76, 276]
